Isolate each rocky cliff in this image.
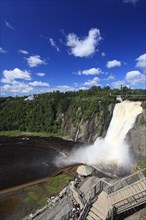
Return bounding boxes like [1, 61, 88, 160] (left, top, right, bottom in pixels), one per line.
[126, 108, 146, 161]
[61, 103, 114, 143]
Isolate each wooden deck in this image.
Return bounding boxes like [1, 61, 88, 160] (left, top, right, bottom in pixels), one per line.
[86, 171, 146, 220]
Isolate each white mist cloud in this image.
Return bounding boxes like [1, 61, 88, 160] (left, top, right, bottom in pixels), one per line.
[49, 38, 60, 52]
[106, 60, 122, 68]
[36, 72, 45, 76]
[0, 47, 7, 53]
[66, 28, 102, 57]
[26, 55, 46, 67]
[5, 20, 15, 30]
[101, 52, 106, 57]
[18, 49, 29, 55]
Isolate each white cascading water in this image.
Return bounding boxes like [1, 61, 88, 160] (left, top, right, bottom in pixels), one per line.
[56, 101, 142, 176]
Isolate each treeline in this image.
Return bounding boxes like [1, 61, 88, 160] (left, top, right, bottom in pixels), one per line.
[0, 86, 145, 134]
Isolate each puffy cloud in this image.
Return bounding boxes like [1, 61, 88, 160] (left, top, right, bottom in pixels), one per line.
[125, 70, 146, 85]
[5, 20, 15, 30]
[111, 80, 126, 89]
[76, 68, 102, 75]
[29, 81, 50, 87]
[49, 38, 60, 52]
[66, 28, 102, 57]
[2, 68, 31, 83]
[135, 53, 146, 72]
[123, 0, 139, 4]
[106, 60, 122, 68]
[84, 77, 100, 86]
[18, 49, 29, 55]
[36, 72, 45, 76]
[0, 47, 7, 53]
[26, 55, 46, 67]
[2, 81, 33, 94]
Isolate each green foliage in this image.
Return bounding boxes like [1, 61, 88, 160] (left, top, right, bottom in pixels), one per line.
[0, 87, 145, 135]
[45, 173, 72, 195]
[21, 173, 72, 216]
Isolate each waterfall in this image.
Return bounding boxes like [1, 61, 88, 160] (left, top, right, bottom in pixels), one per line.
[56, 101, 142, 176]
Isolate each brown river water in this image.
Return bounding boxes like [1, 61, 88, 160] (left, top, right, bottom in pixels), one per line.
[0, 136, 82, 190]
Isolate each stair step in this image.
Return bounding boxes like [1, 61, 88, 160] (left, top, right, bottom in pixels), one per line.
[133, 184, 141, 194]
[89, 210, 100, 220]
[86, 215, 95, 220]
[91, 206, 107, 219]
[137, 182, 144, 191]
[140, 180, 146, 190]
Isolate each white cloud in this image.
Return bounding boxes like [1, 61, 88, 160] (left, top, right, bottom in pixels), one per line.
[104, 75, 115, 81]
[111, 80, 126, 89]
[0, 47, 7, 53]
[36, 72, 45, 76]
[49, 38, 60, 52]
[2, 81, 33, 94]
[78, 86, 88, 90]
[2, 68, 31, 83]
[101, 52, 106, 57]
[18, 49, 29, 55]
[84, 77, 100, 86]
[106, 60, 122, 68]
[54, 85, 76, 92]
[66, 28, 102, 57]
[123, 0, 139, 4]
[135, 53, 146, 72]
[26, 55, 46, 67]
[29, 81, 50, 87]
[76, 68, 102, 75]
[5, 20, 15, 30]
[125, 70, 146, 85]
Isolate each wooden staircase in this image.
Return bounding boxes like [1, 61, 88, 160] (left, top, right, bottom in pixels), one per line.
[86, 191, 109, 220]
[86, 178, 146, 220]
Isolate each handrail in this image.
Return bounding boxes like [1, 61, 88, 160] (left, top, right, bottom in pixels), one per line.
[78, 197, 91, 220]
[61, 169, 146, 220]
[107, 168, 146, 194]
[114, 188, 146, 207]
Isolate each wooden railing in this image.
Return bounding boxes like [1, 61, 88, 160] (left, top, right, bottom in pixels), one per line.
[107, 168, 146, 194]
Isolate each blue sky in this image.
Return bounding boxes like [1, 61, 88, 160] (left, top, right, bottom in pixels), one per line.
[0, 0, 146, 96]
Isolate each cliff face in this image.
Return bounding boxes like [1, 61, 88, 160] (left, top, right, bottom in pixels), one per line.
[61, 104, 114, 143]
[126, 109, 146, 161]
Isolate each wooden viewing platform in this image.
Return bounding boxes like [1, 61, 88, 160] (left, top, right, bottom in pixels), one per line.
[79, 169, 146, 220]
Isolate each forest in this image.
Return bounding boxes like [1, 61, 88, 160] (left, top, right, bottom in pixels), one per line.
[0, 86, 146, 135]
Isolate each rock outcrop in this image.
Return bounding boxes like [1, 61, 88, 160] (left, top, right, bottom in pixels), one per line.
[126, 109, 146, 161]
[61, 103, 114, 144]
